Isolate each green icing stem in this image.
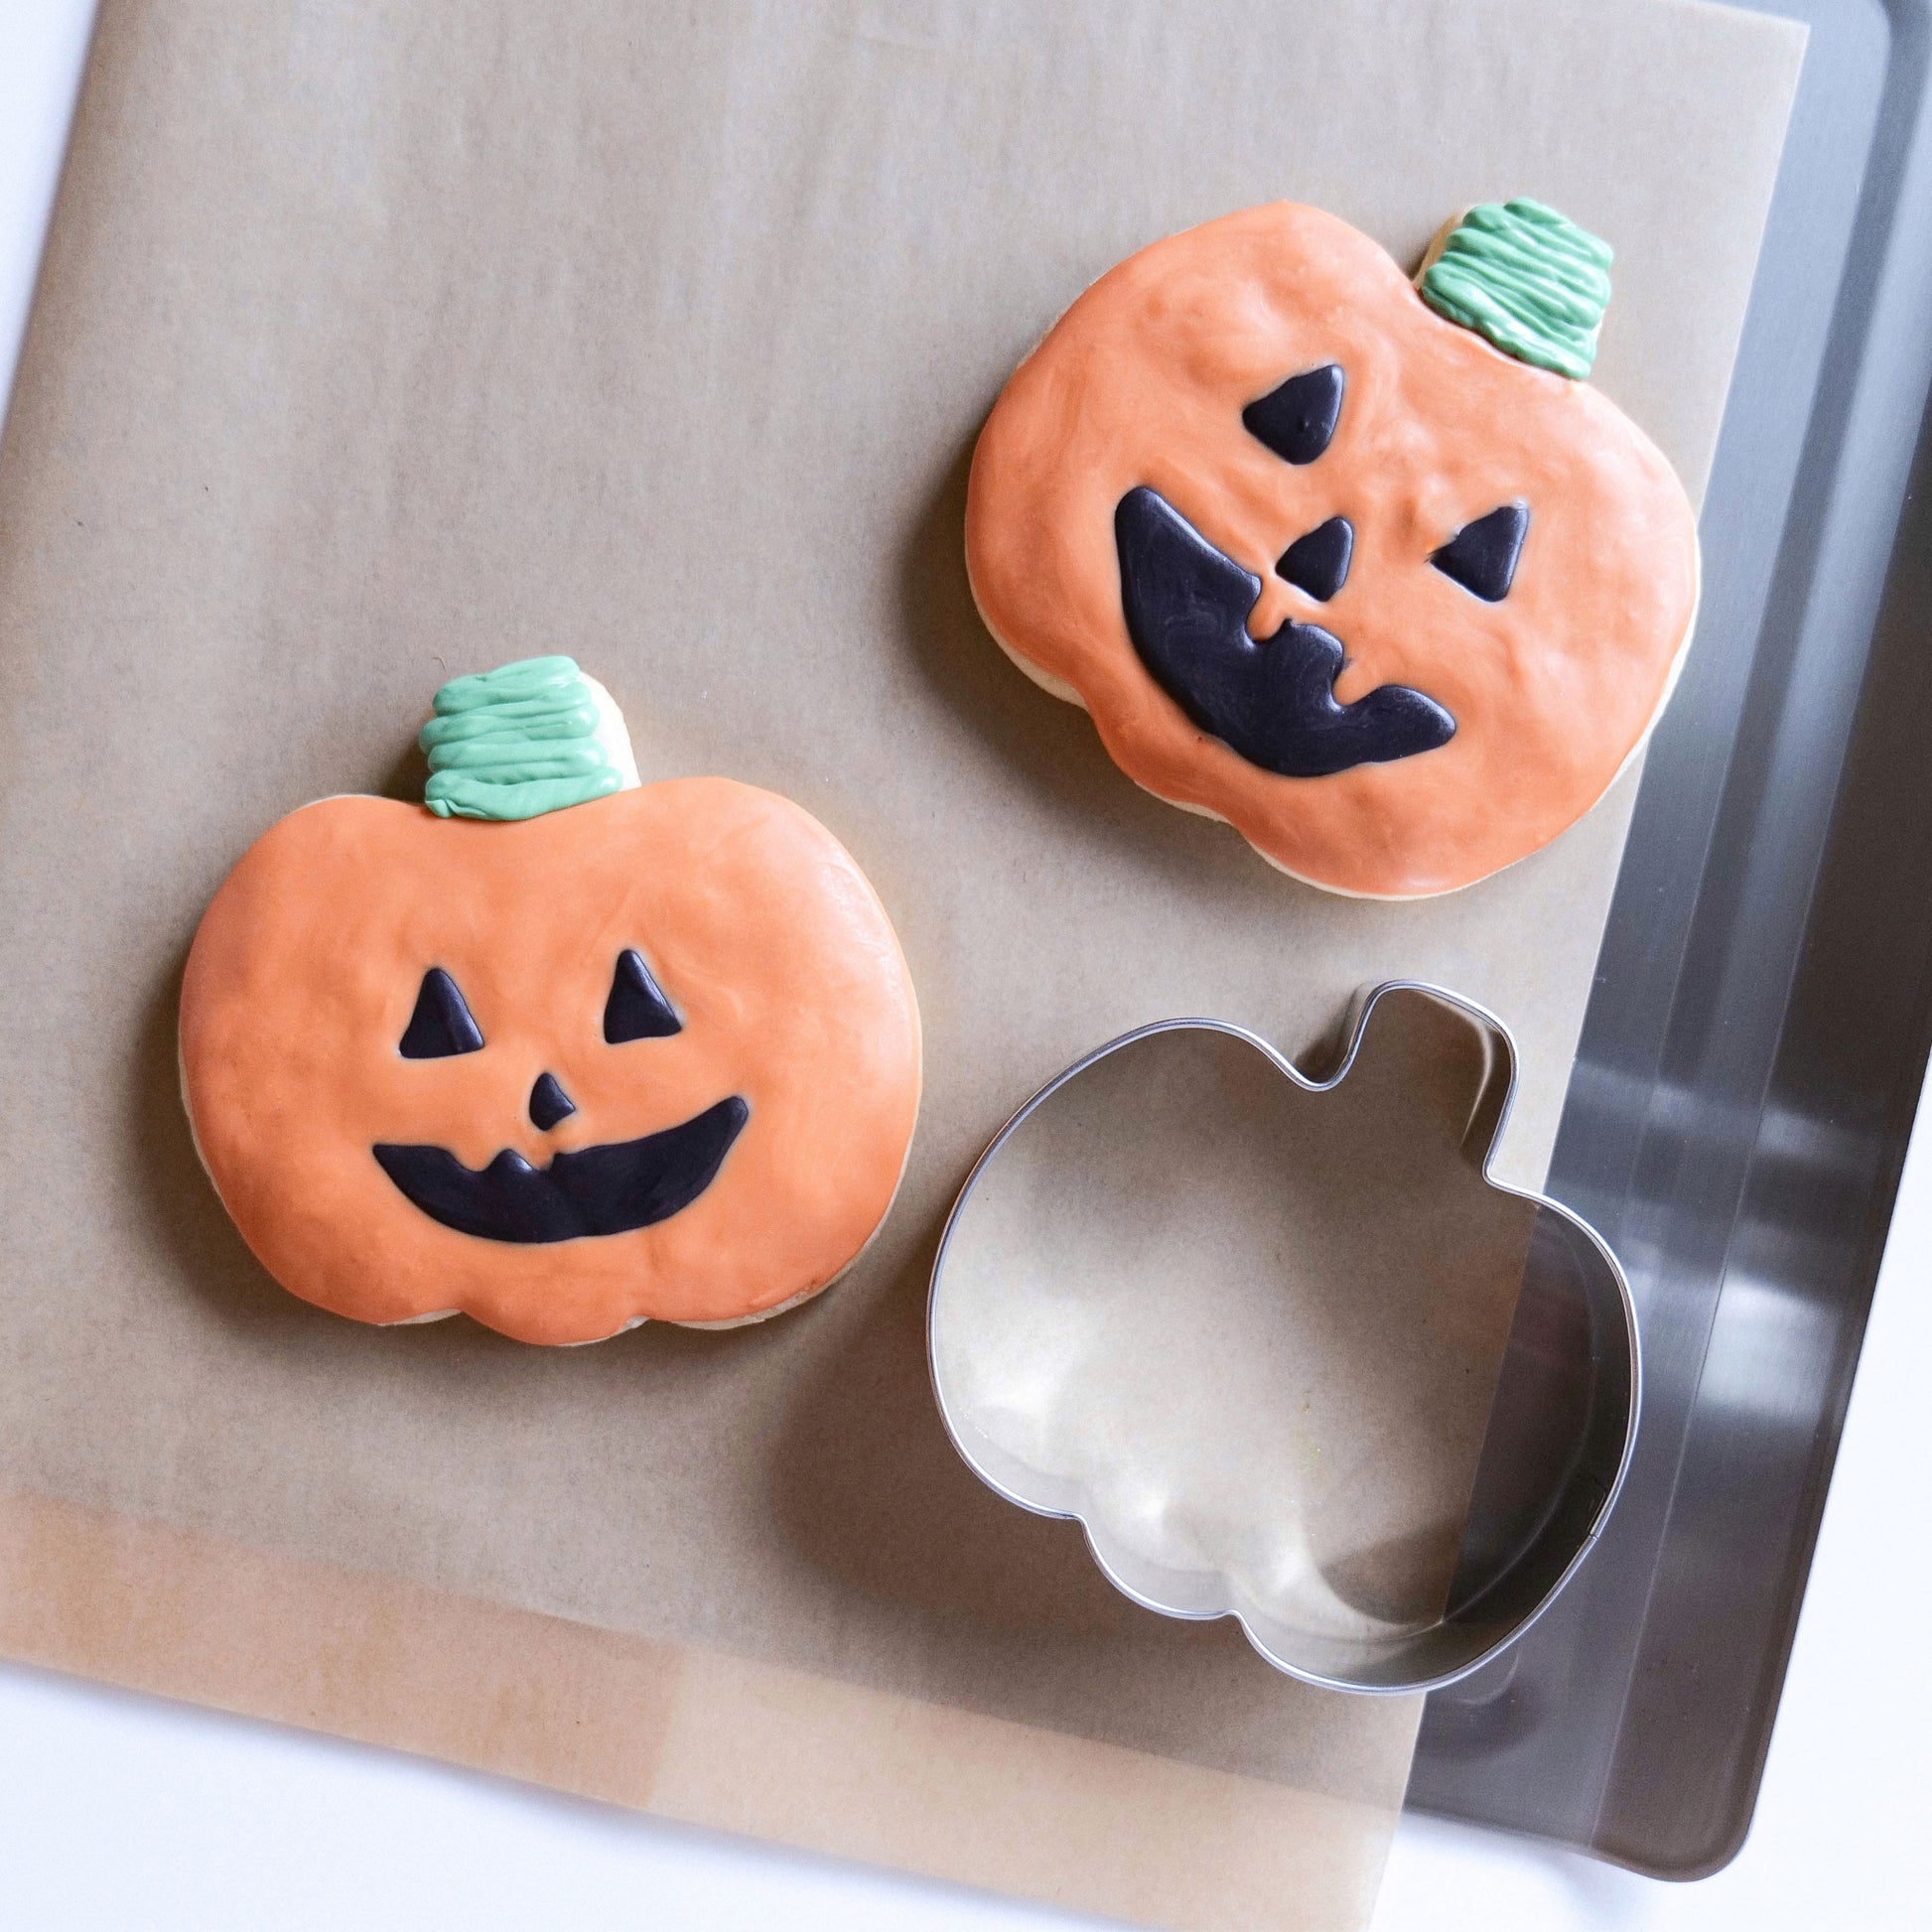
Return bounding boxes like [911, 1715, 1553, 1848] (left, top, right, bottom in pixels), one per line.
[425, 768, 623, 821]
[431, 655, 582, 712]
[1419, 199, 1613, 380]
[420, 654, 624, 820]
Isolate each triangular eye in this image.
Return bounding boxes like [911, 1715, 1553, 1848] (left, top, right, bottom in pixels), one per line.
[1276, 516, 1353, 602]
[1431, 503, 1529, 602]
[1242, 364, 1344, 466]
[398, 968, 484, 1058]
[604, 949, 682, 1043]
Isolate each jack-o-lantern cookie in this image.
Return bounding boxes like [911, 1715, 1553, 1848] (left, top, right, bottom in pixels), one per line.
[180, 657, 922, 1344]
[966, 200, 1699, 897]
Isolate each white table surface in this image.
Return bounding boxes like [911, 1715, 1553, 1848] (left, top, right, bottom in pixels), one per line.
[3, 6, 1927, 1926]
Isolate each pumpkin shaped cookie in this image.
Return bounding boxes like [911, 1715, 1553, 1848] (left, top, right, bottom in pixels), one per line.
[966, 200, 1699, 897]
[180, 658, 921, 1344]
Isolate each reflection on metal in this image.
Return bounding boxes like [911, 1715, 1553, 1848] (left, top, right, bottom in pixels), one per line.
[929, 985, 1639, 1698]
[1410, 0, 1932, 1876]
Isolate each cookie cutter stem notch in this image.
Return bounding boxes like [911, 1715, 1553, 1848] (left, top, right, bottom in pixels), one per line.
[927, 981, 1640, 1697]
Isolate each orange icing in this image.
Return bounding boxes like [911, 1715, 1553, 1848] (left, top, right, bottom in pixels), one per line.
[180, 782, 921, 1344]
[965, 203, 1699, 897]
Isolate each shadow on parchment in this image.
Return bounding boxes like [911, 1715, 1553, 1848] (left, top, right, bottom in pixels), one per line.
[765, 1216, 1137, 1641]
[759, 1240, 1350, 1794]
[376, 733, 430, 804]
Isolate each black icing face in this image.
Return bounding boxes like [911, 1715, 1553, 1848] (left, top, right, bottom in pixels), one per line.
[1430, 502, 1528, 603]
[1114, 362, 1532, 779]
[372, 955, 749, 1244]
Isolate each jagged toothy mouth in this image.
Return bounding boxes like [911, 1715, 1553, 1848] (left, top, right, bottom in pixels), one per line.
[1114, 485, 1455, 778]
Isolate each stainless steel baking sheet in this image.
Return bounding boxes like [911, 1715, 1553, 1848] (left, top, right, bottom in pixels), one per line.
[1410, 0, 1932, 1876]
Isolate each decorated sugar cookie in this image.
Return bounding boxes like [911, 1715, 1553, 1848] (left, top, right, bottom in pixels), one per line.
[965, 200, 1699, 898]
[180, 657, 921, 1344]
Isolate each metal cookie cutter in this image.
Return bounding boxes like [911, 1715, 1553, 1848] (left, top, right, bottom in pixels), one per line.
[927, 982, 1639, 1696]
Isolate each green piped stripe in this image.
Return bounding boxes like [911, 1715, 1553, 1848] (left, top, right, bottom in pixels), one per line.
[420, 655, 623, 820]
[1419, 200, 1613, 380]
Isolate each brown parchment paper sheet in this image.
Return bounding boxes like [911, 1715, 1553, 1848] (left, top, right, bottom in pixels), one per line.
[0, 2, 1800, 1927]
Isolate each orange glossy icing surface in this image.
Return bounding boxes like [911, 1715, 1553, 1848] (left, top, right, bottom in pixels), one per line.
[965, 203, 1699, 897]
[180, 782, 921, 1344]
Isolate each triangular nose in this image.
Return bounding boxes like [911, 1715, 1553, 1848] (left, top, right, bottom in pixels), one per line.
[528, 1071, 576, 1132]
[1276, 516, 1353, 602]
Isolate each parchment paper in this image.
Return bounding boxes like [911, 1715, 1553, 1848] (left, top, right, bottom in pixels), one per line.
[0, 2, 1801, 1927]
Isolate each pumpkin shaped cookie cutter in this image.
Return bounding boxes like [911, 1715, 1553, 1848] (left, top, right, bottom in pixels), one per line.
[927, 982, 1638, 1695]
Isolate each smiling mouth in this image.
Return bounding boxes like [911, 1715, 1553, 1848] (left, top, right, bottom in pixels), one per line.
[1115, 485, 1454, 778]
[372, 1095, 750, 1244]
